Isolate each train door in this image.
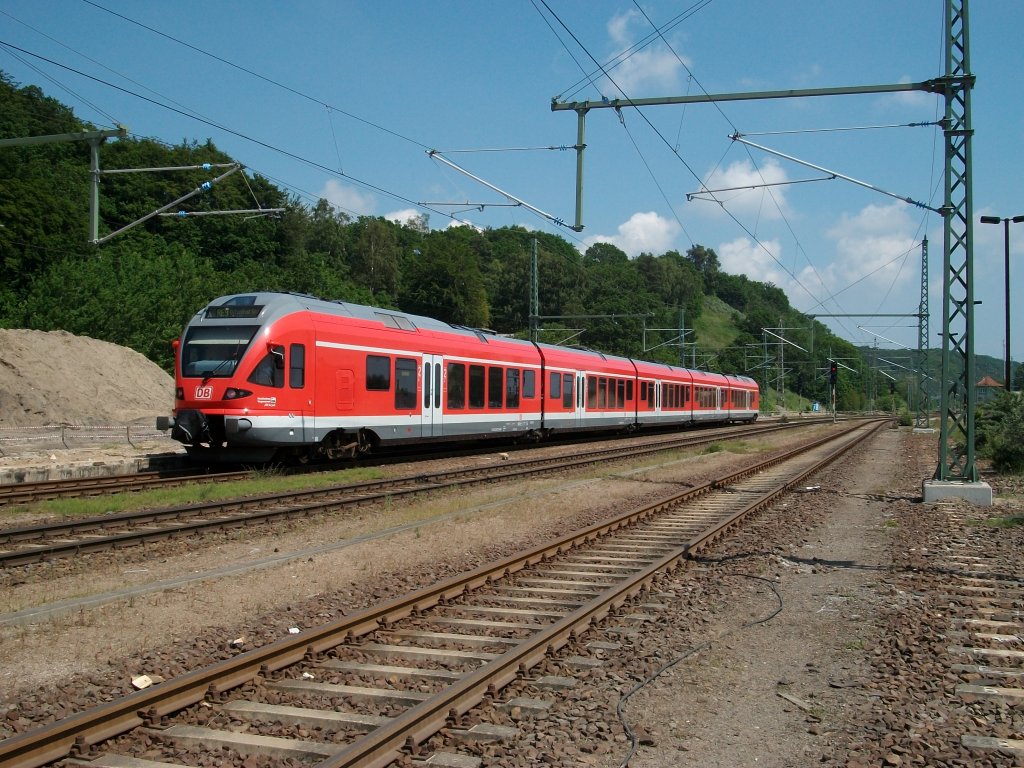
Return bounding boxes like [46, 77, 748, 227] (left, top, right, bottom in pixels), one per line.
[422, 354, 444, 437]
[575, 371, 587, 426]
[288, 342, 308, 444]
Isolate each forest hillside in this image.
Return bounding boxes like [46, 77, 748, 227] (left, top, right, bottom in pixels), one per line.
[1, 70, 949, 412]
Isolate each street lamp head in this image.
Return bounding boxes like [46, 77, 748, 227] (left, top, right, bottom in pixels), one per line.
[1013, 215, 1024, 224]
[980, 215, 1001, 224]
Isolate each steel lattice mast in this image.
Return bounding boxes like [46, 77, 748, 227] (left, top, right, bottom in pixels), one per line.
[916, 237, 931, 429]
[552, 0, 981, 491]
[935, 0, 977, 482]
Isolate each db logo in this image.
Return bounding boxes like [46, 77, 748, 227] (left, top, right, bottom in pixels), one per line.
[194, 386, 214, 399]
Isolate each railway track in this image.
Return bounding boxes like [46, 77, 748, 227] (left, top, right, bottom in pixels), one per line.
[0, 418, 884, 768]
[939, 508, 1024, 762]
[0, 418, 832, 507]
[0, 467, 239, 507]
[0, 420, 828, 568]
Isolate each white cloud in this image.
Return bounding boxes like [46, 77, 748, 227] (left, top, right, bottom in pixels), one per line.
[443, 217, 484, 233]
[878, 76, 934, 110]
[718, 236, 791, 287]
[602, 10, 686, 95]
[694, 158, 791, 220]
[318, 179, 375, 216]
[824, 202, 919, 289]
[384, 208, 428, 230]
[581, 211, 681, 257]
[717, 202, 924, 334]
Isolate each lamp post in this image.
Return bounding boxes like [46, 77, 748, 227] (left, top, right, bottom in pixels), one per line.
[980, 214, 1024, 392]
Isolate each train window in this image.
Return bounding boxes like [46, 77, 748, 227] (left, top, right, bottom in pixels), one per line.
[549, 372, 561, 400]
[640, 381, 647, 401]
[488, 367, 504, 409]
[587, 376, 597, 409]
[289, 344, 305, 388]
[523, 369, 535, 399]
[597, 378, 607, 409]
[423, 363, 432, 408]
[617, 379, 625, 408]
[506, 369, 520, 409]
[667, 384, 675, 409]
[394, 358, 417, 409]
[469, 365, 485, 408]
[626, 380, 633, 402]
[649, 384, 656, 408]
[181, 325, 260, 379]
[693, 386, 710, 408]
[434, 364, 441, 408]
[562, 373, 573, 408]
[366, 355, 391, 391]
[247, 351, 284, 388]
[684, 385, 691, 404]
[447, 363, 466, 409]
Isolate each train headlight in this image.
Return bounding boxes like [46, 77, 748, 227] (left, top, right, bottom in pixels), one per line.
[224, 388, 253, 400]
[175, 387, 184, 400]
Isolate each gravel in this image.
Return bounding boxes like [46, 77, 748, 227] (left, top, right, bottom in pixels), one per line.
[1, 424, 1021, 768]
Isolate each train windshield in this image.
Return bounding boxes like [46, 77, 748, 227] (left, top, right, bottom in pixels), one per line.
[181, 325, 261, 379]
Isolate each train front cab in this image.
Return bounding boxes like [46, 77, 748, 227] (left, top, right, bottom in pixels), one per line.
[163, 300, 313, 461]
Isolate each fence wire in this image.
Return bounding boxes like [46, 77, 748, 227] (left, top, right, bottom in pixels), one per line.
[0, 424, 175, 456]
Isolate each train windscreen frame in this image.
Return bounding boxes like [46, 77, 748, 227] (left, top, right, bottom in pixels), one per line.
[181, 325, 261, 379]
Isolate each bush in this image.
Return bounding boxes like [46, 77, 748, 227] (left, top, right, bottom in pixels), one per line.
[977, 393, 1024, 473]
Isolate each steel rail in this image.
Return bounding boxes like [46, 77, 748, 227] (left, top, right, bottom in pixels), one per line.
[0, 419, 882, 768]
[0, 420, 821, 567]
[315, 419, 886, 768]
[0, 468, 244, 506]
[0, 418, 827, 506]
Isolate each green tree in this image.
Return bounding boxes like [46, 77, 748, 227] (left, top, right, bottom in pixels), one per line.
[578, 244, 655, 357]
[400, 228, 489, 327]
[352, 217, 401, 299]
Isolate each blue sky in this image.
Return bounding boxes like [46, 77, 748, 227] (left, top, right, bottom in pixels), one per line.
[2, 1, 1022, 362]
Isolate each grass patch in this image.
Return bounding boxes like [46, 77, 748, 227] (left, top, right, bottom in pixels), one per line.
[701, 442, 725, 455]
[718, 439, 766, 455]
[985, 515, 1024, 529]
[11, 465, 389, 520]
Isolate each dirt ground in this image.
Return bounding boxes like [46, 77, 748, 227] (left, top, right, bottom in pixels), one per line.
[615, 426, 902, 767]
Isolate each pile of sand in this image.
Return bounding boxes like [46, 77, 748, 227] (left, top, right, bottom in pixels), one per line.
[0, 329, 174, 427]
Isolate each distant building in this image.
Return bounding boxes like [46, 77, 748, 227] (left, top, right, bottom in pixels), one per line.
[976, 375, 1004, 403]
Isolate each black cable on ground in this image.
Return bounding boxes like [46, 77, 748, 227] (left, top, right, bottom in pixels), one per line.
[615, 572, 784, 768]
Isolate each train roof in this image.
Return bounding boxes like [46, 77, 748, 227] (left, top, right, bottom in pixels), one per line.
[195, 291, 535, 346]
[194, 292, 758, 386]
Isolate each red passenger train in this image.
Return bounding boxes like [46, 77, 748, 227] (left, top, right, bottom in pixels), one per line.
[157, 292, 760, 462]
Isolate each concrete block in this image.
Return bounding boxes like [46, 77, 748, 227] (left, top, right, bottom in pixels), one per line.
[922, 479, 992, 506]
